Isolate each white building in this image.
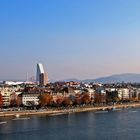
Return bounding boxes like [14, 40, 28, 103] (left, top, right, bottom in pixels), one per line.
[22, 93, 40, 106]
[118, 88, 130, 100]
[4, 81, 24, 85]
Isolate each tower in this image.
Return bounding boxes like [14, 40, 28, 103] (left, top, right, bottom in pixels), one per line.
[36, 63, 48, 85]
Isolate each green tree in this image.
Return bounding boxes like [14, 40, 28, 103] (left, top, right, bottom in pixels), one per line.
[106, 90, 119, 103]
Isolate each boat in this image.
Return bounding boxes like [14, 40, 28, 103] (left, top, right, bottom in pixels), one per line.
[0, 121, 7, 124]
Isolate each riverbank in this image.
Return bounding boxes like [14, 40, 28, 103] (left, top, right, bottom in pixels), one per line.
[0, 103, 140, 118]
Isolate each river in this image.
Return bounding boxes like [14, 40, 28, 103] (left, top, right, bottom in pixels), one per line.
[0, 108, 140, 140]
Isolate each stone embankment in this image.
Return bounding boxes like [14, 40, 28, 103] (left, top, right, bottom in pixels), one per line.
[0, 103, 140, 118]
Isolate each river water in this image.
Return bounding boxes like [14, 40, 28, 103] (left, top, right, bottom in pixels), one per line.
[0, 108, 140, 140]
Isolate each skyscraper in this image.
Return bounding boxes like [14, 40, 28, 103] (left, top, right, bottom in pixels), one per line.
[39, 73, 48, 86]
[36, 63, 48, 85]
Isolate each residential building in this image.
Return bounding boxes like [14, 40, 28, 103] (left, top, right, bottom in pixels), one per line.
[22, 93, 40, 106]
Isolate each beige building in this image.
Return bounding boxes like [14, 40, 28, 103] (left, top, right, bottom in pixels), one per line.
[0, 86, 22, 106]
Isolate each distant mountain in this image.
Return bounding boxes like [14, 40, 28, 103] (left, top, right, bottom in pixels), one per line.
[2, 73, 140, 84]
[83, 73, 140, 83]
[57, 78, 81, 82]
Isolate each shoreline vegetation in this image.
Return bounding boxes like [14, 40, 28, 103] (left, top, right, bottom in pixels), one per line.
[0, 103, 140, 118]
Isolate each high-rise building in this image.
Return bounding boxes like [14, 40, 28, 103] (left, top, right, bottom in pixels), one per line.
[36, 63, 48, 85]
[39, 73, 48, 86]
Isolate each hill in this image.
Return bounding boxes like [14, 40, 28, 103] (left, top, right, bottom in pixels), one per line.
[83, 73, 140, 83]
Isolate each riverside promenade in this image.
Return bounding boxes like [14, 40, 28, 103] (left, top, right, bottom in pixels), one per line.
[0, 103, 140, 118]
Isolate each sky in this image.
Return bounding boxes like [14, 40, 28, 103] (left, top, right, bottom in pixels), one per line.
[1, 0, 140, 81]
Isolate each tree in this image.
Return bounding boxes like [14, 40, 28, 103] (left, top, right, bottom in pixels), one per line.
[62, 97, 73, 107]
[62, 87, 69, 93]
[129, 97, 138, 102]
[94, 93, 102, 104]
[10, 93, 17, 107]
[56, 96, 64, 106]
[17, 94, 22, 107]
[106, 90, 119, 103]
[39, 94, 53, 107]
[73, 94, 82, 105]
[0, 93, 3, 108]
[74, 97, 81, 105]
[81, 93, 91, 104]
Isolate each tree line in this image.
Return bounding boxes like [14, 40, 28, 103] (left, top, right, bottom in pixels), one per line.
[0, 90, 139, 108]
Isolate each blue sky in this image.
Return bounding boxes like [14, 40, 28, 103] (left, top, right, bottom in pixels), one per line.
[0, 0, 140, 80]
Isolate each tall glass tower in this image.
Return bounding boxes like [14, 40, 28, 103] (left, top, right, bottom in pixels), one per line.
[36, 63, 48, 85]
[36, 63, 45, 83]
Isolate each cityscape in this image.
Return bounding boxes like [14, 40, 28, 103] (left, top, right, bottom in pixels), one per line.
[1, 63, 140, 110]
[1, 0, 140, 140]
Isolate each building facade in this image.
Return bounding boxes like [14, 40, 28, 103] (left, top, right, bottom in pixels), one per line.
[22, 93, 40, 106]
